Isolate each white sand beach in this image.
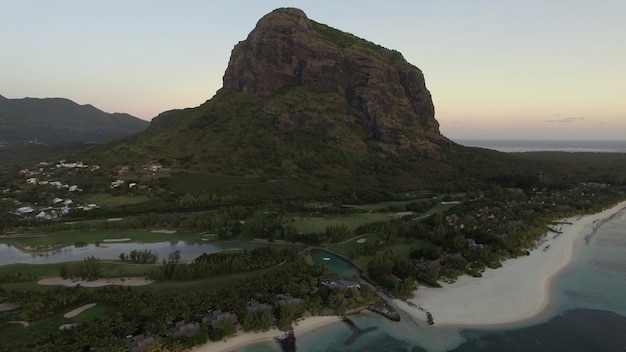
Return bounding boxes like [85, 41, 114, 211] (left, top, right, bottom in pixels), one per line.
[190, 315, 341, 352]
[401, 201, 626, 328]
[38, 276, 154, 287]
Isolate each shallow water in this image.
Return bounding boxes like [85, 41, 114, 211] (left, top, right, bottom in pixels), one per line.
[309, 249, 361, 279]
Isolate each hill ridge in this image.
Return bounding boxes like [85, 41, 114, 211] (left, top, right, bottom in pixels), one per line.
[0, 95, 149, 144]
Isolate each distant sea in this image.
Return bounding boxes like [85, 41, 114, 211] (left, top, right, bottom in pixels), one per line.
[455, 139, 626, 153]
[238, 209, 626, 352]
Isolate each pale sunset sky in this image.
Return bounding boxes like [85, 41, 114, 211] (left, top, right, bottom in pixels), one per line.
[2, 1, 625, 141]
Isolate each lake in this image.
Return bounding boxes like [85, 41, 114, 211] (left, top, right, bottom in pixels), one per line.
[0, 241, 263, 265]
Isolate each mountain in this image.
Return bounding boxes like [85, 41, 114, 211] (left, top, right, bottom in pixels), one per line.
[0, 96, 149, 144]
[81, 8, 555, 196]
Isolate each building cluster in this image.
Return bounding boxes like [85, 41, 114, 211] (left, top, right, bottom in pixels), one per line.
[125, 294, 305, 352]
[445, 184, 611, 238]
[4, 160, 103, 220]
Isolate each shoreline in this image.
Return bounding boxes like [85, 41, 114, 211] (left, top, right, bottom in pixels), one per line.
[190, 315, 341, 352]
[400, 200, 626, 328]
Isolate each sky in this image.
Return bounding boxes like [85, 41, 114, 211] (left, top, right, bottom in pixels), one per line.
[2, 0, 625, 141]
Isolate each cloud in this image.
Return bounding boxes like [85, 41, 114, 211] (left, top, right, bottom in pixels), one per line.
[543, 117, 586, 123]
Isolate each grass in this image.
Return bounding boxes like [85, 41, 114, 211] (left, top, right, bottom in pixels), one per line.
[0, 304, 111, 345]
[342, 200, 423, 211]
[288, 212, 404, 233]
[0, 262, 154, 290]
[83, 193, 149, 207]
[323, 234, 379, 269]
[239, 212, 274, 240]
[0, 229, 206, 251]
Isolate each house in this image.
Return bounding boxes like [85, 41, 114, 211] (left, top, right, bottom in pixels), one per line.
[246, 301, 273, 313]
[16, 206, 34, 215]
[203, 309, 239, 330]
[428, 260, 442, 271]
[126, 334, 160, 352]
[276, 294, 305, 307]
[110, 180, 125, 189]
[165, 320, 201, 337]
[35, 211, 51, 220]
[320, 279, 361, 289]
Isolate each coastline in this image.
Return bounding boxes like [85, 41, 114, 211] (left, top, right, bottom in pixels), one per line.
[400, 200, 626, 328]
[190, 315, 341, 352]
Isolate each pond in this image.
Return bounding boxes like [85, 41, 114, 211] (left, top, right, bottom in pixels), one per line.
[309, 248, 361, 279]
[0, 241, 263, 266]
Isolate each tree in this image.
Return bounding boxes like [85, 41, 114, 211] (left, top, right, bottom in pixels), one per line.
[80, 256, 102, 281]
[59, 263, 70, 279]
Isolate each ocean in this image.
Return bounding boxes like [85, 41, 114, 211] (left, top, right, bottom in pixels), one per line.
[454, 139, 626, 153]
[238, 209, 626, 352]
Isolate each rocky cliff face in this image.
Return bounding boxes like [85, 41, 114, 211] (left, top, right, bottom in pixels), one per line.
[221, 8, 449, 158]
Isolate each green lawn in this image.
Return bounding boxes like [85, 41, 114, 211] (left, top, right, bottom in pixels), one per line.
[83, 193, 149, 207]
[342, 200, 423, 211]
[288, 212, 404, 233]
[0, 304, 111, 345]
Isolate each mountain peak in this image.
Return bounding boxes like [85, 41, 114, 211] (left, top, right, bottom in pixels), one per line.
[220, 7, 447, 156]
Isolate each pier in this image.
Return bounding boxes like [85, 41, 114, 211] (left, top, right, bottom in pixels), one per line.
[341, 316, 378, 345]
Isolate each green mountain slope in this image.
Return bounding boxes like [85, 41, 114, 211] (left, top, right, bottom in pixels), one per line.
[74, 8, 578, 198]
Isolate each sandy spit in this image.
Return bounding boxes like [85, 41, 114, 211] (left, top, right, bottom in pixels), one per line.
[399, 200, 626, 328]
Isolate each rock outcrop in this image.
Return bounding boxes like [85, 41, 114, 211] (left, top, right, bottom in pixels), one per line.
[220, 8, 449, 158]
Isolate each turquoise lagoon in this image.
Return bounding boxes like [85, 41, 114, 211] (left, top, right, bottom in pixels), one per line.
[239, 209, 626, 352]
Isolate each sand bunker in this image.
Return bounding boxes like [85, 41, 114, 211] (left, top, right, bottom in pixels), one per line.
[150, 229, 177, 234]
[102, 238, 131, 242]
[64, 303, 96, 318]
[0, 303, 19, 312]
[59, 323, 78, 330]
[38, 277, 154, 288]
[8, 321, 29, 327]
[107, 218, 123, 222]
